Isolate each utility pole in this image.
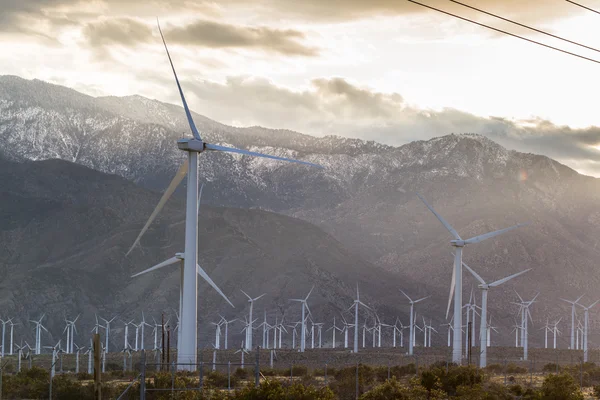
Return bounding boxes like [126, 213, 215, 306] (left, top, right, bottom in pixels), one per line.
[467, 322, 472, 366]
[167, 326, 171, 366]
[93, 334, 101, 400]
[161, 314, 165, 371]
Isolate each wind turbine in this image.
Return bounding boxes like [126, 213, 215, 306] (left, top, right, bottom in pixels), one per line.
[219, 316, 237, 350]
[552, 318, 562, 349]
[234, 342, 249, 368]
[30, 315, 48, 355]
[561, 295, 584, 349]
[100, 316, 117, 354]
[462, 260, 531, 367]
[515, 291, 538, 361]
[241, 290, 266, 350]
[8, 319, 18, 355]
[350, 285, 370, 353]
[486, 315, 499, 347]
[291, 286, 314, 352]
[139, 313, 151, 351]
[578, 299, 599, 362]
[125, 21, 322, 370]
[417, 193, 527, 363]
[327, 316, 343, 349]
[400, 289, 429, 355]
[0, 319, 10, 357]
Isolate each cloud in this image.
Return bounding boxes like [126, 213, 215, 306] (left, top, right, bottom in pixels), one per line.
[81, 18, 318, 56]
[182, 75, 600, 176]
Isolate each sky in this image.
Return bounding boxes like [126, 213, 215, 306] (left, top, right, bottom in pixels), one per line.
[2, 0, 600, 175]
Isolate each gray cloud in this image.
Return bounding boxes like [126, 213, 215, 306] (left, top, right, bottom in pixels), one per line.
[181, 75, 600, 176]
[81, 18, 318, 56]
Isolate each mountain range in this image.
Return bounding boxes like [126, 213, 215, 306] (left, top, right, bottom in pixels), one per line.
[2, 75, 600, 348]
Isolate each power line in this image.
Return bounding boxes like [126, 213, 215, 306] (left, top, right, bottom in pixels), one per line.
[566, 0, 600, 15]
[448, 0, 600, 54]
[406, 0, 600, 65]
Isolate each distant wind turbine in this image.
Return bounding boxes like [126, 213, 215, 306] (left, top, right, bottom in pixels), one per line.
[417, 192, 527, 363]
[291, 287, 314, 352]
[462, 260, 531, 367]
[561, 294, 584, 349]
[400, 289, 429, 356]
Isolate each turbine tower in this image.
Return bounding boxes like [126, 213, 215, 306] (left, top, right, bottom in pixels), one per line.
[125, 22, 322, 370]
[417, 193, 527, 363]
[350, 285, 370, 353]
[561, 295, 584, 349]
[462, 260, 530, 367]
[241, 290, 266, 350]
[291, 286, 314, 352]
[399, 289, 429, 356]
[577, 300, 599, 362]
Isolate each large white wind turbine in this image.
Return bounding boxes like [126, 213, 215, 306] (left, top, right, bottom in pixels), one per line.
[100, 316, 117, 353]
[399, 289, 429, 356]
[578, 300, 599, 362]
[30, 315, 48, 355]
[241, 290, 266, 350]
[417, 193, 527, 363]
[291, 286, 314, 352]
[561, 295, 584, 349]
[125, 23, 321, 369]
[462, 261, 531, 367]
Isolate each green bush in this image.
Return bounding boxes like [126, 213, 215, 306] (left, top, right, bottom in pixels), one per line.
[593, 384, 600, 399]
[485, 363, 503, 373]
[540, 373, 584, 400]
[206, 370, 238, 388]
[286, 365, 308, 377]
[420, 365, 483, 396]
[234, 368, 249, 379]
[234, 379, 334, 400]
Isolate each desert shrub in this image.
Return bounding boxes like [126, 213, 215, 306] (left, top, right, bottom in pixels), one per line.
[330, 364, 377, 400]
[540, 373, 584, 400]
[360, 377, 444, 400]
[389, 363, 416, 378]
[234, 379, 334, 400]
[420, 365, 483, 396]
[543, 363, 561, 372]
[260, 368, 277, 377]
[206, 371, 238, 388]
[594, 384, 600, 399]
[76, 372, 93, 381]
[506, 363, 527, 374]
[285, 365, 308, 377]
[485, 363, 503, 373]
[234, 368, 249, 379]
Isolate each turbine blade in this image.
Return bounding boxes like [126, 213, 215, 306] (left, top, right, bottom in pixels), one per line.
[514, 290, 524, 303]
[446, 264, 456, 319]
[461, 262, 486, 285]
[489, 269, 531, 287]
[416, 193, 461, 240]
[204, 143, 323, 168]
[240, 290, 252, 301]
[126, 160, 188, 256]
[197, 263, 234, 308]
[253, 293, 267, 302]
[197, 183, 204, 214]
[359, 301, 371, 310]
[305, 286, 315, 301]
[414, 296, 430, 304]
[464, 223, 528, 245]
[157, 20, 202, 141]
[399, 289, 412, 303]
[131, 257, 180, 278]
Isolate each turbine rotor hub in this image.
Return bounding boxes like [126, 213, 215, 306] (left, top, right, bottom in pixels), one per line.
[450, 240, 466, 247]
[177, 138, 205, 152]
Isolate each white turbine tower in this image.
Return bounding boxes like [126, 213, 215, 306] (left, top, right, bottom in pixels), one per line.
[552, 318, 562, 349]
[561, 295, 584, 349]
[417, 193, 527, 363]
[241, 290, 266, 350]
[399, 289, 429, 356]
[327, 317, 343, 348]
[8, 320, 18, 355]
[350, 285, 371, 353]
[291, 286, 314, 353]
[125, 21, 322, 370]
[462, 261, 531, 367]
[578, 300, 599, 362]
[100, 316, 117, 354]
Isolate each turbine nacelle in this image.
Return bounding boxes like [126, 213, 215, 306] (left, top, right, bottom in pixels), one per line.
[177, 138, 205, 152]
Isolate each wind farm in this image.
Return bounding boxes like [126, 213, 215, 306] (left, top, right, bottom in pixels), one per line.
[3, 1, 600, 398]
